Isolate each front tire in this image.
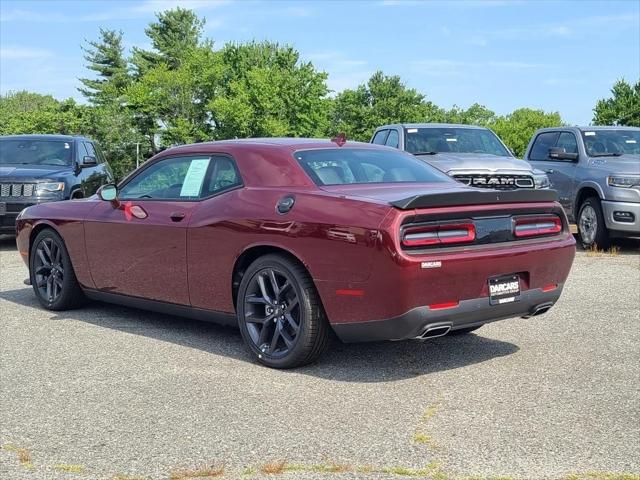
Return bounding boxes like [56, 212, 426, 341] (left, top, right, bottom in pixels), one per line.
[30, 228, 84, 310]
[237, 254, 329, 369]
[578, 197, 610, 249]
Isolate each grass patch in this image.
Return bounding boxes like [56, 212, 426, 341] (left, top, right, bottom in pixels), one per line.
[112, 475, 150, 480]
[170, 465, 225, 479]
[54, 463, 85, 473]
[586, 245, 621, 257]
[260, 460, 287, 475]
[2, 444, 35, 470]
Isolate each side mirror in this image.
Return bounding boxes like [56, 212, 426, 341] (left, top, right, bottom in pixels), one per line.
[549, 147, 578, 161]
[98, 184, 118, 204]
[82, 155, 98, 166]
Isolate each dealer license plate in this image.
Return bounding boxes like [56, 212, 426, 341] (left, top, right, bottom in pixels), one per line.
[489, 274, 520, 305]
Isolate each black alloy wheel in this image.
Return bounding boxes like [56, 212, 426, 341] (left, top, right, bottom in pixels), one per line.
[30, 229, 84, 310]
[237, 254, 329, 368]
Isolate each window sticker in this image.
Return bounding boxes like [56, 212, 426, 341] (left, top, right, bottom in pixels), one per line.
[584, 131, 596, 136]
[446, 138, 458, 142]
[625, 139, 637, 144]
[180, 158, 210, 197]
[64, 143, 70, 149]
[407, 128, 418, 133]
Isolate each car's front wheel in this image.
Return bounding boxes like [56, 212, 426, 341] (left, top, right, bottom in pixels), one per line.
[578, 197, 610, 250]
[30, 228, 84, 310]
[237, 254, 329, 368]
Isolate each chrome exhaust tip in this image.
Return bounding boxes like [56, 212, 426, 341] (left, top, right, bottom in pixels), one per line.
[522, 302, 553, 319]
[416, 322, 453, 340]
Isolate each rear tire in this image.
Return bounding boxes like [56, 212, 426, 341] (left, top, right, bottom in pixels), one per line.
[578, 197, 610, 250]
[237, 254, 329, 369]
[30, 228, 84, 310]
[450, 325, 483, 335]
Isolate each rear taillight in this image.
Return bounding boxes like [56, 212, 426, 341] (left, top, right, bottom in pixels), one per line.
[402, 223, 475, 247]
[513, 215, 562, 238]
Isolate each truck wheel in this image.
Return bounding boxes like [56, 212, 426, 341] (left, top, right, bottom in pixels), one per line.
[578, 197, 610, 250]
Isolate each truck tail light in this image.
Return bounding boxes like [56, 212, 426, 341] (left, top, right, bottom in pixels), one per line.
[402, 223, 475, 247]
[513, 215, 562, 238]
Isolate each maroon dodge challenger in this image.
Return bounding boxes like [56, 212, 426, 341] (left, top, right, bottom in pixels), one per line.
[15, 138, 576, 368]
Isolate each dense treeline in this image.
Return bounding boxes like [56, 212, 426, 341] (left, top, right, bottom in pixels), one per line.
[0, 8, 638, 179]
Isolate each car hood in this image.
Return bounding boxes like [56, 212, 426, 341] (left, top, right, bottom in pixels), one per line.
[587, 155, 640, 174]
[0, 165, 71, 181]
[415, 153, 534, 174]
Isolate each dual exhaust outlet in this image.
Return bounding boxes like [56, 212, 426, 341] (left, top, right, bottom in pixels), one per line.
[414, 302, 554, 340]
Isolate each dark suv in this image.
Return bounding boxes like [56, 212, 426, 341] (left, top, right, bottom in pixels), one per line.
[0, 134, 114, 234]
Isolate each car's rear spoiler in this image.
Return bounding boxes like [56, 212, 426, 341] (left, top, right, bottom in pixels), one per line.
[389, 189, 558, 210]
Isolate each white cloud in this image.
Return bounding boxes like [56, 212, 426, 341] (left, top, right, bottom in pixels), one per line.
[0, 46, 53, 60]
[306, 51, 370, 93]
[411, 59, 547, 76]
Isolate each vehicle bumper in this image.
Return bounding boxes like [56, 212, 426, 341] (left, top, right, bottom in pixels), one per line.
[601, 200, 640, 234]
[332, 284, 563, 342]
[0, 197, 61, 234]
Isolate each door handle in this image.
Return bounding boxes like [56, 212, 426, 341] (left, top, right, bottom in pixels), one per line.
[545, 169, 555, 174]
[170, 212, 186, 222]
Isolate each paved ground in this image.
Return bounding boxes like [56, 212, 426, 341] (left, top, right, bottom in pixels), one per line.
[1, 234, 639, 480]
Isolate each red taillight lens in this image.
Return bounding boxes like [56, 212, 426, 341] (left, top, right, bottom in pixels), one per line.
[513, 215, 562, 238]
[402, 223, 476, 247]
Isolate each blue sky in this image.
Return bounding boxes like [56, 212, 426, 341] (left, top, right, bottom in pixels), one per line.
[1, 0, 638, 125]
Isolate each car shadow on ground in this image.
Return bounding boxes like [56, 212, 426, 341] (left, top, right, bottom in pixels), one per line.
[0, 285, 519, 382]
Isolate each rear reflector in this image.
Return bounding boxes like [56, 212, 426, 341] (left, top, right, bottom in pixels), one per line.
[336, 289, 365, 297]
[428, 301, 459, 310]
[542, 283, 557, 292]
[402, 223, 475, 247]
[513, 215, 562, 238]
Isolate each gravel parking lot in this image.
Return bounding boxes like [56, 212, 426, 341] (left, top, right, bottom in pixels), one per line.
[1, 234, 639, 480]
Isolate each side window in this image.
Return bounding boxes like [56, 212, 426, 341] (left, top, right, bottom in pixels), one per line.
[77, 142, 88, 160]
[529, 132, 559, 161]
[203, 156, 242, 196]
[385, 130, 399, 148]
[83, 142, 97, 159]
[119, 156, 212, 200]
[372, 130, 389, 145]
[556, 132, 578, 154]
[93, 143, 107, 164]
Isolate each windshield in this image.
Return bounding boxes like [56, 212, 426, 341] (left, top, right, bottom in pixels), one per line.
[295, 148, 451, 186]
[0, 139, 74, 166]
[581, 129, 640, 157]
[404, 127, 511, 157]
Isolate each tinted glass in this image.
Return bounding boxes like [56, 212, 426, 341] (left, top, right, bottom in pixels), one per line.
[372, 130, 389, 145]
[203, 156, 242, 196]
[0, 139, 74, 166]
[529, 132, 559, 161]
[120, 156, 213, 200]
[295, 148, 451, 186]
[556, 132, 578, 154]
[581, 129, 640, 157]
[385, 130, 399, 148]
[404, 127, 510, 156]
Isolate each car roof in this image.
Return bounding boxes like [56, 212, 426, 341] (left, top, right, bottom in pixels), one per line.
[535, 126, 640, 133]
[0, 134, 91, 141]
[375, 123, 489, 130]
[162, 138, 379, 154]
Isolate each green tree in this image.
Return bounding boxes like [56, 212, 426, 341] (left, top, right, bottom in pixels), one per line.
[593, 78, 640, 127]
[132, 7, 205, 74]
[0, 91, 85, 135]
[79, 28, 130, 106]
[491, 108, 563, 157]
[209, 41, 330, 139]
[331, 71, 444, 141]
[444, 103, 496, 126]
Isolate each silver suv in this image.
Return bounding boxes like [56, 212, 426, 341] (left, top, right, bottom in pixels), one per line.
[524, 126, 640, 248]
[371, 123, 550, 190]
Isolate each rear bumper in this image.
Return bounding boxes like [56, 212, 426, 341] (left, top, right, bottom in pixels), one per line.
[332, 284, 563, 342]
[601, 200, 640, 234]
